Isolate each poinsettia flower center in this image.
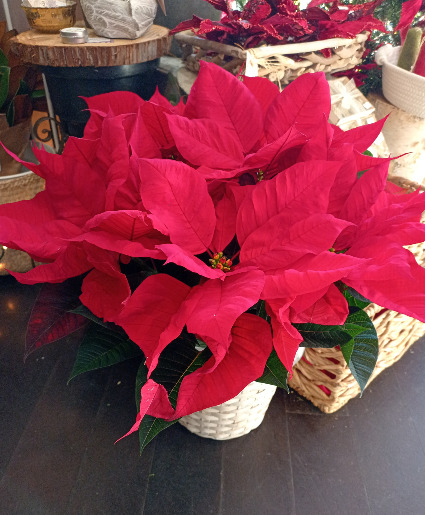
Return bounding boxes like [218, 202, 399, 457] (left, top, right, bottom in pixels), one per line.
[257, 169, 264, 182]
[209, 252, 233, 272]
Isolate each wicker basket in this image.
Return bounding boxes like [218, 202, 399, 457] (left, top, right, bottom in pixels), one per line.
[174, 31, 368, 88]
[178, 381, 277, 440]
[179, 347, 305, 440]
[289, 176, 425, 413]
[0, 170, 45, 275]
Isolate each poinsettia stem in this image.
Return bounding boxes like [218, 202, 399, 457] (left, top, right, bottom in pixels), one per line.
[132, 258, 157, 275]
[150, 258, 157, 272]
[231, 249, 240, 261]
[255, 300, 270, 323]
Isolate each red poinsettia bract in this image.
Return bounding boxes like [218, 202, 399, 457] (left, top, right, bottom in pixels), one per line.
[170, 0, 388, 49]
[1, 62, 425, 437]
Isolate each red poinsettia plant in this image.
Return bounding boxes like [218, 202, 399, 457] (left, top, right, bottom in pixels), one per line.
[170, 0, 387, 49]
[1, 62, 425, 452]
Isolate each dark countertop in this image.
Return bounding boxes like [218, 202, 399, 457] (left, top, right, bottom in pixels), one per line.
[1, 275, 425, 515]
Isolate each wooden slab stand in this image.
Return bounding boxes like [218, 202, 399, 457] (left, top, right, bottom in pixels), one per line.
[10, 25, 171, 68]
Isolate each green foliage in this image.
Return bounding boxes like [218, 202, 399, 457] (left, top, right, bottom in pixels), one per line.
[341, 296, 379, 393]
[136, 333, 211, 454]
[295, 287, 378, 393]
[0, 39, 43, 126]
[295, 320, 366, 348]
[356, 0, 424, 95]
[135, 363, 179, 455]
[343, 287, 371, 310]
[71, 304, 112, 328]
[257, 349, 289, 391]
[341, 309, 379, 393]
[0, 63, 9, 111]
[68, 323, 143, 382]
[0, 48, 7, 67]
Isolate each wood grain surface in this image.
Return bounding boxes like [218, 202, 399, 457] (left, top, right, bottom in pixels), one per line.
[10, 25, 171, 67]
[1, 277, 425, 514]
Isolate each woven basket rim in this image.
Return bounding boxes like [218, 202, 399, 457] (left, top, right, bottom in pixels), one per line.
[174, 30, 368, 57]
[388, 174, 424, 191]
[0, 170, 35, 181]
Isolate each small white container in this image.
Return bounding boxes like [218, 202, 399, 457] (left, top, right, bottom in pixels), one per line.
[60, 27, 88, 44]
[376, 45, 425, 119]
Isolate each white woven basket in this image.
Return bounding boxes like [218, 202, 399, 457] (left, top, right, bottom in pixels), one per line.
[179, 347, 305, 440]
[178, 381, 277, 440]
[376, 45, 425, 118]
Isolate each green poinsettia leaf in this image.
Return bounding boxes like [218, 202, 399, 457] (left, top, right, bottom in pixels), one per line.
[135, 363, 178, 454]
[71, 304, 112, 329]
[340, 338, 355, 365]
[0, 65, 10, 111]
[343, 287, 371, 310]
[136, 333, 211, 455]
[257, 349, 289, 391]
[341, 308, 379, 393]
[68, 323, 142, 382]
[357, 150, 374, 178]
[256, 300, 270, 322]
[295, 321, 365, 348]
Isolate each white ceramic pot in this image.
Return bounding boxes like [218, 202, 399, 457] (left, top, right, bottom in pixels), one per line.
[80, 0, 157, 39]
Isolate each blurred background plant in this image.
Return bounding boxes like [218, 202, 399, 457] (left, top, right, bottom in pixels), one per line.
[340, 0, 425, 94]
[0, 20, 45, 176]
[0, 20, 41, 127]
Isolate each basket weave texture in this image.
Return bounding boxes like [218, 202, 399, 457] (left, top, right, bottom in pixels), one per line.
[0, 171, 45, 275]
[178, 381, 277, 440]
[175, 31, 368, 88]
[289, 184, 425, 413]
[376, 45, 425, 119]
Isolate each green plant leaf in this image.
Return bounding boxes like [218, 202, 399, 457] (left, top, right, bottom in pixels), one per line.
[0, 65, 10, 111]
[256, 299, 270, 322]
[16, 79, 29, 96]
[135, 333, 211, 455]
[134, 363, 178, 455]
[31, 89, 46, 99]
[71, 304, 113, 329]
[343, 287, 371, 309]
[0, 49, 8, 67]
[68, 323, 143, 382]
[257, 349, 289, 391]
[342, 308, 379, 393]
[295, 322, 365, 348]
[357, 150, 374, 178]
[340, 338, 355, 365]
